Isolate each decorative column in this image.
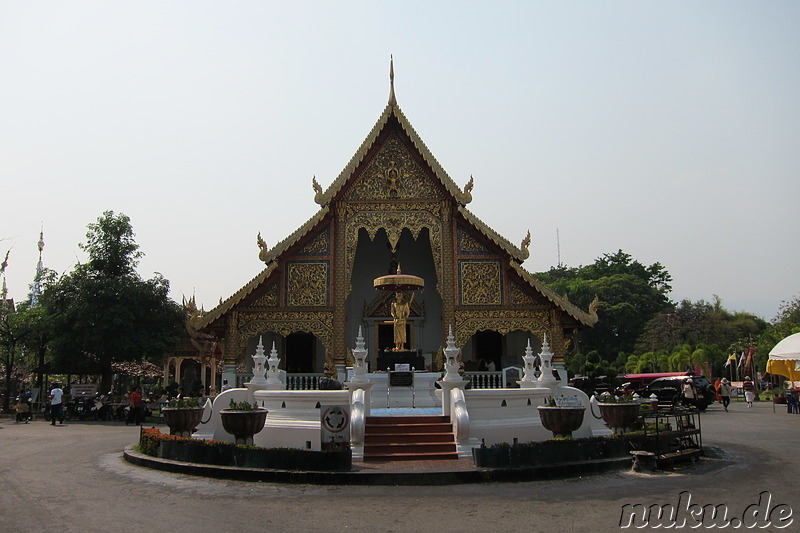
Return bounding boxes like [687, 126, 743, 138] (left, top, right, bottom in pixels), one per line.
[245, 336, 269, 397]
[538, 334, 558, 386]
[266, 341, 284, 390]
[518, 338, 539, 388]
[222, 311, 239, 388]
[442, 326, 461, 383]
[440, 325, 466, 417]
[349, 326, 369, 384]
[163, 360, 170, 387]
[345, 326, 374, 416]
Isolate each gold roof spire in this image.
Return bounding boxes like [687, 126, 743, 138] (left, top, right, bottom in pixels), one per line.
[388, 55, 396, 106]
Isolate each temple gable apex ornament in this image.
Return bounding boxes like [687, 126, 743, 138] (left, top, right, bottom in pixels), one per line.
[257, 232, 269, 263]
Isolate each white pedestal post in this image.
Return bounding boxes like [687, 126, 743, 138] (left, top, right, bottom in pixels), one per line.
[345, 326, 373, 416]
[265, 342, 284, 390]
[245, 336, 270, 400]
[518, 338, 539, 388]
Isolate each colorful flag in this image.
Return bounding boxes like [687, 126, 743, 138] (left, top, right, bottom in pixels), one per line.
[725, 353, 737, 367]
[738, 351, 746, 368]
[744, 345, 755, 373]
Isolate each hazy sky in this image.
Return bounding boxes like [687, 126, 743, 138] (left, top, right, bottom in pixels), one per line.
[1, 1, 797, 321]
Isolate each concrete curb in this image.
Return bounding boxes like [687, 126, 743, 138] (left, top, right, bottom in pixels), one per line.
[122, 445, 634, 486]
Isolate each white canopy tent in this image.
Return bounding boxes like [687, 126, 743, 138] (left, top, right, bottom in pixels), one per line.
[766, 332, 800, 381]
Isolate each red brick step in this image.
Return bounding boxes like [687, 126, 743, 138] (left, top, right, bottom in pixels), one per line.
[363, 415, 458, 462]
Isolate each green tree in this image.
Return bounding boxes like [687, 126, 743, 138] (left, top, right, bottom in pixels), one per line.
[538, 250, 673, 361]
[41, 211, 184, 392]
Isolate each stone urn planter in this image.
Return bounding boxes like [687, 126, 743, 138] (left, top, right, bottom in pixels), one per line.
[596, 402, 640, 434]
[220, 408, 268, 445]
[162, 407, 206, 437]
[537, 406, 586, 438]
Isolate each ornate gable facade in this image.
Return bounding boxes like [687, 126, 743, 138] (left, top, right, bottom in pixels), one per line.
[197, 64, 597, 375]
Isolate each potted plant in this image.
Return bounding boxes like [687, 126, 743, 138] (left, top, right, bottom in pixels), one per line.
[220, 399, 268, 445]
[591, 393, 641, 434]
[161, 397, 206, 437]
[537, 396, 586, 438]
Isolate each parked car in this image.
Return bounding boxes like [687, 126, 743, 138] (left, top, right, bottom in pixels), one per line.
[615, 372, 691, 396]
[644, 375, 716, 410]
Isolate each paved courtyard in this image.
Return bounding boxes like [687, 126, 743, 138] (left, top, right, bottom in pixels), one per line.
[1, 399, 797, 532]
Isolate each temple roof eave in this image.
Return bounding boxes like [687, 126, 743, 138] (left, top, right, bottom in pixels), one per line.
[195, 262, 278, 330]
[457, 206, 529, 263]
[509, 262, 598, 327]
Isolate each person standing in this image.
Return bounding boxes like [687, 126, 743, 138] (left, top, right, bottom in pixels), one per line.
[743, 377, 755, 407]
[49, 382, 64, 425]
[719, 378, 732, 411]
[681, 379, 696, 407]
[126, 386, 143, 425]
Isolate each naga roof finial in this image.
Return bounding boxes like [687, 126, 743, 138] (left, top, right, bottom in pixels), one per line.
[520, 230, 531, 259]
[460, 175, 474, 204]
[257, 232, 269, 263]
[312, 175, 324, 205]
[388, 55, 396, 106]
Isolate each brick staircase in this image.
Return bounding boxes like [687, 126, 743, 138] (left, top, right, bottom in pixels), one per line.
[363, 415, 458, 461]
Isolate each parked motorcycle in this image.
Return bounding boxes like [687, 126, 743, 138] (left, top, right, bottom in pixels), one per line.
[90, 392, 115, 421]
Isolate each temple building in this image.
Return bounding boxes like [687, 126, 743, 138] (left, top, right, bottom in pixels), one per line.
[195, 63, 597, 385]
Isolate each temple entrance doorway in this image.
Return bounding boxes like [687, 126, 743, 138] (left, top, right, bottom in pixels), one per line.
[473, 330, 502, 371]
[285, 332, 315, 373]
[348, 226, 442, 359]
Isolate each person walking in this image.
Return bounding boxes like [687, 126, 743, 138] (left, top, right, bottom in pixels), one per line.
[719, 378, 732, 411]
[743, 377, 755, 408]
[49, 382, 64, 425]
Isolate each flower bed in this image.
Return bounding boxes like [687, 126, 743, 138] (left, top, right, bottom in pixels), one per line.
[138, 428, 351, 472]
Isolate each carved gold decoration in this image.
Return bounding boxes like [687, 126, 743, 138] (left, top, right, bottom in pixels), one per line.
[324, 351, 336, 377]
[454, 309, 550, 349]
[346, 133, 443, 202]
[286, 261, 329, 307]
[297, 226, 330, 256]
[257, 232, 269, 263]
[253, 284, 279, 307]
[459, 260, 502, 306]
[510, 282, 535, 306]
[457, 226, 490, 254]
[345, 208, 443, 295]
[236, 311, 333, 355]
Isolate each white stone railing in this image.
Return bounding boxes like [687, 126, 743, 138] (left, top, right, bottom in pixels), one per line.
[350, 388, 366, 445]
[464, 371, 503, 389]
[450, 387, 470, 442]
[286, 373, 325, 390]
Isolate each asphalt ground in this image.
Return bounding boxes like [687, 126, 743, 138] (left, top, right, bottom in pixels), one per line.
[1, 398, 798, 533]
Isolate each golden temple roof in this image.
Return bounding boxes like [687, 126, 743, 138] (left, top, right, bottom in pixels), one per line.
[197, 62, 594, 330]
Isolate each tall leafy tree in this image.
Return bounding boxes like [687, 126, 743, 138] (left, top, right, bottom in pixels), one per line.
[42, 211, 184, 392]
[537, 250, 673, 361]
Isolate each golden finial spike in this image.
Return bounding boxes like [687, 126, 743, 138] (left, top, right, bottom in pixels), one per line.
[388, 55, 396, 106]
